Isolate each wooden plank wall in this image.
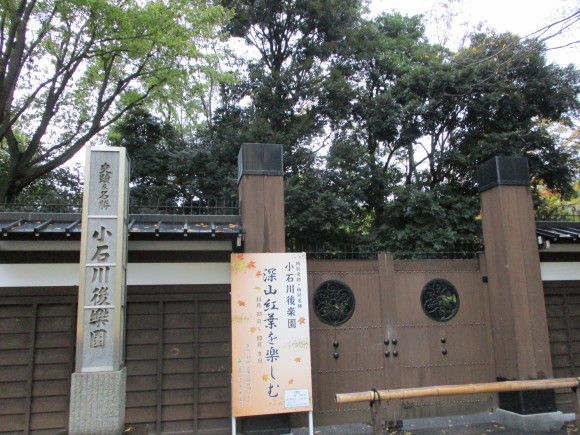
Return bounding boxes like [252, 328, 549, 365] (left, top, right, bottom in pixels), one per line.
[0, 287, 76, 434]
[0, 285, 232, 435]
[544, 280, 580, 412]
[124, 285, 232, 434]
[7, 265, 577, 430]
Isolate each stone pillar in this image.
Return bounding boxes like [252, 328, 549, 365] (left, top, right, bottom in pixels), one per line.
[478, 156, 555, 414]
[238, 143, 285, 253]
[69, 146, 129, 434]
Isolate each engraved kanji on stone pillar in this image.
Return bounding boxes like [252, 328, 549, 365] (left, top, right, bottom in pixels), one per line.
[70, 146, 129, 435]
[75, 146, 128, 372]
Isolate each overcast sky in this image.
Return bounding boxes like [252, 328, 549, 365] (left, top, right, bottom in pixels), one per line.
[370, 0, 579, 66]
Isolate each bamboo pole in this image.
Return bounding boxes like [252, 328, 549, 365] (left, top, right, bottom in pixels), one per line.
[335, 378, 580, 404]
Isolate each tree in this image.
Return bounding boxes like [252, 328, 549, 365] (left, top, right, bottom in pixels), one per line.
[420, 33, 579, 196]
[109, 108, 239, 209]
[199, 0, 366, 246]
[0, 0, 231, 203]
[322, 17, 578, 253]
[215, 0, 364, 172]
[322, 13, 441, 226]
[100, 5, 578, 255]
[7, 164, 83, 210]
[378, 184, 483, 255]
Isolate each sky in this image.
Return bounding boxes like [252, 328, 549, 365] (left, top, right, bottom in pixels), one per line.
[370, 0, 579, 66]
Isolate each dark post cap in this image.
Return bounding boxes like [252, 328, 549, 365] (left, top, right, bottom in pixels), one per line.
[477, 156, 530, 193]
[237, 143, 284, 183]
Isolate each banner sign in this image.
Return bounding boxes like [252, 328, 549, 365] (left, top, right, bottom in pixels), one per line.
[231, 253, 312, 417]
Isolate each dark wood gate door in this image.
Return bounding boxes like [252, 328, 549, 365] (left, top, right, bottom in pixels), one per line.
[124, 285, 232, 435]
[389, 260, 496, 419]
[306, 255, 496, 426]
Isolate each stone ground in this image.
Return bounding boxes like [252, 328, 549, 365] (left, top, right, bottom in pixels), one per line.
[291, 412, 579, 435]
[292, 422, 578, 434]
[387, 421, 578, 434]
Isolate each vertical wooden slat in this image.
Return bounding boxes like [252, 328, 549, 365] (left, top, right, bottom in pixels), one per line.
[65, 301, 77, 433]
[24, 303, 38, 434]
[156, 301, 164, 434]
[193, 300, 200, 432]
[563, 291, 574, 376]
[545, 281, 580, 412]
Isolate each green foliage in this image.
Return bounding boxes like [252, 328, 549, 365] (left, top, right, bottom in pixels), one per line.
[200, 8, 577, 255]
[535, 182, 580, 221]
[11, 165, 83, 208]
[97, 5, 580, 256]
[217, 0, 364, 172]
[438, 34, 580, 196]
[0, 0, 232, 203]
[322, 13, 447, 224]
[109, 108, 238, 207]
[284, 166, 363, 250]
[378, 185, 482, 254]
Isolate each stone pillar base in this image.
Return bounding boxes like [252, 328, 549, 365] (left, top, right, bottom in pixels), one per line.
[69, 367, 126, 435]
[495, 408, 568, 432]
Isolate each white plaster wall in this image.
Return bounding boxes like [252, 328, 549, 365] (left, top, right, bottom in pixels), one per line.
[128, 263, 231, 285]
[3, 260, 577, 286]
[0, 263, 231, 287]
[540, 262, 580, 281]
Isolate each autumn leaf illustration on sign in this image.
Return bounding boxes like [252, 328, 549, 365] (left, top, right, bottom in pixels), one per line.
[295, 357, 301, 363]
[247, 261, 256, 269]
[298, 317, 306, 325]
[238, 300, 246, 307]
[288, 379, 294, 384]
[250, 327, 257, 333]
[256, 271, 262, 277]
[262, 374, 269, 381]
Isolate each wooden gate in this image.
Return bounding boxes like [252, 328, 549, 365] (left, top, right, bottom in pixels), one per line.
[389, 259, 495, 419]
[125, 285, 232, 434]
[306, 253, 496, 426]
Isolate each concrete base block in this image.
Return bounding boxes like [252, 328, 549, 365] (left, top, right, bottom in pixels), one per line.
[69, 367, 127, 435]
[494, 408, 569, 432]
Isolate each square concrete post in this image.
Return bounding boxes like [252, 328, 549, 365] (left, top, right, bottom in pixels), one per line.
[69, 146, 129, 434]
[478, 157, 554, 414]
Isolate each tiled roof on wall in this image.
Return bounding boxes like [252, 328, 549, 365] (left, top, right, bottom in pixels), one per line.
[536, 222, 580, 244]
[0, 213, 242, 241]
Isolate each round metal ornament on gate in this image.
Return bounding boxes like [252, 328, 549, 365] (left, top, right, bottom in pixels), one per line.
[420, 278, 460, 322]
[313, 280, 355, 326]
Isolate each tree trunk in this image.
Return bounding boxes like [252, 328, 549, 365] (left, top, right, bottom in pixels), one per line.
[0, 179, 25, 204]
